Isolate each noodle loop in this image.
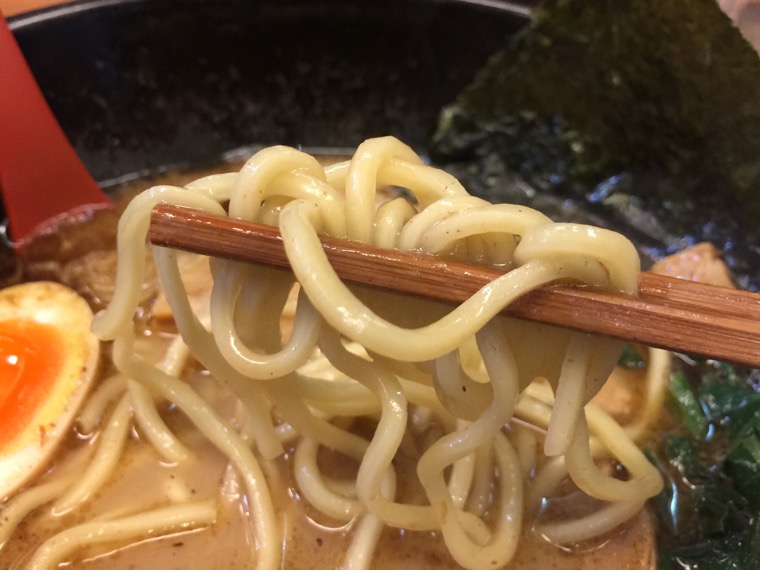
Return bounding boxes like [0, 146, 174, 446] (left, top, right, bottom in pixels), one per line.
[14, 137, 664, 569]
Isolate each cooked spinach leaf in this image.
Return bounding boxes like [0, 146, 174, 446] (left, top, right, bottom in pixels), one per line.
[656, 361, 760, 568]
[668, 372, 708, 439]
[660, 518, 760, 570]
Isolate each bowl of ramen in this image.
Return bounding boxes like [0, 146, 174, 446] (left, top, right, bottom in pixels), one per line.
[2, 1, 760, 569]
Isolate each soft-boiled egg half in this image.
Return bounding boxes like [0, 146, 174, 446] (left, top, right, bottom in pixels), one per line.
[0, 281, 99, 499]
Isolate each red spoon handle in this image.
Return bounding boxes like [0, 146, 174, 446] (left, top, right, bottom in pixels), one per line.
[0, 13, 110, 244]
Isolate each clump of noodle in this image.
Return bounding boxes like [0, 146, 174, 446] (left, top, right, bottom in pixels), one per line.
[415, 321, 524, 568]
[513, 382, 661, 544]
[36, 183, 280, 569]
[277, 198, 620, 363]
[71, 136, 664, 570]
[111, 328, 279, 570]
[52, 333, 195, 516]
[153, 246, 284, 461]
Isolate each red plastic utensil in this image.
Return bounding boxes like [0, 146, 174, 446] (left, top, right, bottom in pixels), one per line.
[0, 12, 110, 246]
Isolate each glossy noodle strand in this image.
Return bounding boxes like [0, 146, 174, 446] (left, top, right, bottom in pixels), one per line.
[3, 137, 665, 569]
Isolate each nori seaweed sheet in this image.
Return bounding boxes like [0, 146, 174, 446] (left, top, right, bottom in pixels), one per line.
[430, 0, 760, 289]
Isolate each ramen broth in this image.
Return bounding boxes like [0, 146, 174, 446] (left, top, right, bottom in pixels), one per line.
[0, 161, 659, 570]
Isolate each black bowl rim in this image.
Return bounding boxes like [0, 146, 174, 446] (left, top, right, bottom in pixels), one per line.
[8, 0, 534, 30]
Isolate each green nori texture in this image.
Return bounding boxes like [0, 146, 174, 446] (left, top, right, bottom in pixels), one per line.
[430, 0, 760, 289]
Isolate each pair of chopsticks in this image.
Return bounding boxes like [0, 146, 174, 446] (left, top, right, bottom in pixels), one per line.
[148, 204, 760, 369]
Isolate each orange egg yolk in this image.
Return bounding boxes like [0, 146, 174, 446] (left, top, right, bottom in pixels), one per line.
[0, 319, 65, 450]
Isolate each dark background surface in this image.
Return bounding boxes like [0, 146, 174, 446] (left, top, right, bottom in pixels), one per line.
[8, 0, 526, 190]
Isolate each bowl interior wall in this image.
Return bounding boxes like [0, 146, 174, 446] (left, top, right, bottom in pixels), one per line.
[10, 0, 524, 191]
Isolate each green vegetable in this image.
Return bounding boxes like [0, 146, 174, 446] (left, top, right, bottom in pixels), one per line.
[668, 372, 708, 439]
[725, 405, 760, 512]
[617, 344, 646, 369]
[660, 518, 760, 570]
[657, 361, 760, 567]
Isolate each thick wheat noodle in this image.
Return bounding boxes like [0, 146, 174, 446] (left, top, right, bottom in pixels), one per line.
[0, 475, 76, 547]
[27, 501, 216, 570]
[344, 509, 387, 570]
[544, 334, 595, 457]
[53, 395, 132, 515]
[626, 348, 671, 442]
[125, 335, 194, 463]
[153, 246, 285, 460]
[527, 456, 568, 513]
[513, 424, 538, 479]
[536, 499, 647, 544]
[76, 373, 127, 433]
[448, 444, 476, 510]
[20, 136, 665, 570]
[465, 443, 495, 517]
[293, 437, 362, 520]
[111, 330, 279, 570]
[127, 379, 190, 464]
[416, 321, 523, 567]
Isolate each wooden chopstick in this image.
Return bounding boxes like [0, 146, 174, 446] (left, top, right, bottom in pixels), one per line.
[148, 204, 760, 369]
